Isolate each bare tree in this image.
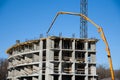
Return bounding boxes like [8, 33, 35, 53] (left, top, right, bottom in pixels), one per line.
[0, 58, 8, 80]
[97, 64, 110, 80]
[115, 69, 120, 80]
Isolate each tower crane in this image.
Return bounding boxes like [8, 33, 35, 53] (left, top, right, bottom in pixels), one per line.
[46, 11, 115, 80]
[80, 0, 88, 38]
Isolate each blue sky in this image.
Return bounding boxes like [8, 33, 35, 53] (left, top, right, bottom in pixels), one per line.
[0, 0, 120, 69]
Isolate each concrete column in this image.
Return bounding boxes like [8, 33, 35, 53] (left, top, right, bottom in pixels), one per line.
[59, 39, 62, 80]
[85, 41, 88, 80]
[46, 38, 53, 80]
[59, 39, 62, 75]
[59, 38, 62, 77]
[59, 39, 62, 49]
[72, 39, 75, 75]
[72, 75, 75, 80]
[59, 75, 62, 80]
[59, 39, 62, 61]
[39, 40, 43, 80]
[39, 40, 43, 62]
[59, 50, 62, 73]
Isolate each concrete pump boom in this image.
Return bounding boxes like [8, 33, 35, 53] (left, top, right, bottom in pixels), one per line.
[46, 11, 115, 80]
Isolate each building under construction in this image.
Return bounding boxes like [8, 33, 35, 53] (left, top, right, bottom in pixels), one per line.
[6, 36, 98, 80]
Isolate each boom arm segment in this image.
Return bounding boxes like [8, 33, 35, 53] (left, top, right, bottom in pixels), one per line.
[46, 12, 81, 34]
[46, 11, 115, 80]
[81, 14, 115, 80]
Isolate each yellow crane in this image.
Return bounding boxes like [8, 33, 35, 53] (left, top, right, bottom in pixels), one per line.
[46, 11, 115, 80]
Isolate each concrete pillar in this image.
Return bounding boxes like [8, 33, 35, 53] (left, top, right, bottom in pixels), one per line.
[46, 38, 53, 80]
[39, 40, 43, 80]
[59, 39, 62, 61]
[59, 75, 62, 80]
[72, 75, 75, 80]
[85, 41, 88, 80]
[72, 39, 75, 75]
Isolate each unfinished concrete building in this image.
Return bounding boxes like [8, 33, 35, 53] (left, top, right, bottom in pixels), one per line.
[6, 36, 98, 80]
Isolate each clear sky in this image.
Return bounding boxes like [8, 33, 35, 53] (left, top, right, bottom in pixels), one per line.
[0, 0, 120, 69]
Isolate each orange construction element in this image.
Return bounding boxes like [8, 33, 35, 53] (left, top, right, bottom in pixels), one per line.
[47, 11, 115, 80]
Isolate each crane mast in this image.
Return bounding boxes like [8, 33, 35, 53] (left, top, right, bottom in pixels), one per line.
[80, 0, 88, 38]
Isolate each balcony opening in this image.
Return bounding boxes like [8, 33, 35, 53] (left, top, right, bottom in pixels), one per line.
[75, 41, 84, 50]
[54, 63, 59, 73]
[62, 51, 72, 61]
[27, 65, 33, 74]
[35, 43, 40, 50]
[43, 51, 46, 61]
[88, 54, 91, 63]
[54, 39, 60, 48]
[24, 45, 30, 52]
[20, 46, 24, 53]
[62, 75, 72, 80]
[62, 63, 72, 73]
[88, 42, 95, 51]
[75, 52, 85, 63]
[21, 55, 25, 63]
[33, 52, 39, 62]
[43, 40, 46, 49]
[54, 51, 59, 61]
[75, 63, 85, 74]
[88, 42, 91, 50]
[75, 76, 85, 80]
[42, 75, 45, 80]
[62, 39, 72, 49]
[29, 44, 34, 50]
[25, 54, 33, 63]
[54, 75, 59, 80]
[42, 63, 46, 73]
[22, 77, 32, 80]
[33, 64, 39, 73]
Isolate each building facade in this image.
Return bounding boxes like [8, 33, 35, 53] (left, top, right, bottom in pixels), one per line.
[6, 36, 98, 80]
